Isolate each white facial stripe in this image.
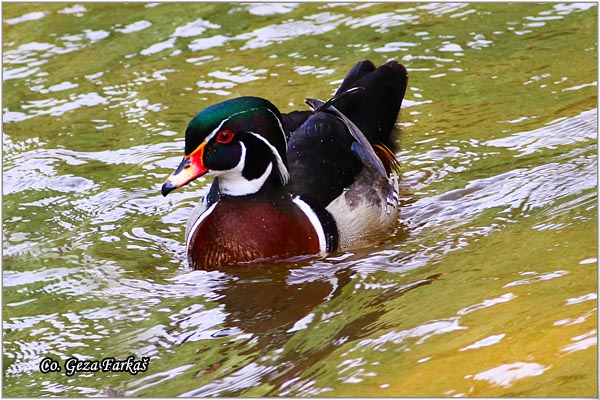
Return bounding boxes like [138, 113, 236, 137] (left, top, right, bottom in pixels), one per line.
[204, 114, 233, 144]
[203, 107, 252, 145]
[206, 106, 281, 145]
[186, 201, 218, 249]
[265, 107, 287, 147]
[247, 132, 290, 185]
[292, 197, 327, 253]
[215, 142, 274, 196]
[197, 105, 288, 196]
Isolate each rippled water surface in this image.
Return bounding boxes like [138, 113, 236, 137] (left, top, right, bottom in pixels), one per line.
[3, 2, 597, 397]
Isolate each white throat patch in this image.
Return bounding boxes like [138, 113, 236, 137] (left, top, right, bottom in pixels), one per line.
[214, 143, 274, 196]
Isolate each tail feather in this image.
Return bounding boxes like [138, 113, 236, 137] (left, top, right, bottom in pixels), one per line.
[335, 60, 376, 94]
[332, 60, 408, 152]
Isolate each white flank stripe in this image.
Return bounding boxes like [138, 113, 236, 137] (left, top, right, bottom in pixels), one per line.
[292, 197, 327, 252]
[186, 201, 218, 249]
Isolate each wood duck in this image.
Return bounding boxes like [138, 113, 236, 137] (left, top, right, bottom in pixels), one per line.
[162, 60, 408, 270]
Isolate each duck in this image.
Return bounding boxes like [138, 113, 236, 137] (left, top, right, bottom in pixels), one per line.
[161, 60, 408, 270]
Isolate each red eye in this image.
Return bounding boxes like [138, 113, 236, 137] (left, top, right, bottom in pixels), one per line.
[216, 130, 234, 144]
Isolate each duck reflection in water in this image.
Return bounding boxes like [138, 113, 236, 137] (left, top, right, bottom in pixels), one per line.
[165, 259, 440, 398]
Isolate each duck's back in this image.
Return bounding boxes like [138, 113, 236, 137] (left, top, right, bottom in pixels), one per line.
[286, 112, 363, 209]
[284, 60, 407, 249]
[286, 116, 399, 250]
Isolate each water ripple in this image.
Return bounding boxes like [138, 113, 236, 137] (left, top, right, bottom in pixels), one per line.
[487, 109, 597, 157]
[179, 362, 278, 397]
[468, 362, 549, 388]
[5, 11, 47, 25]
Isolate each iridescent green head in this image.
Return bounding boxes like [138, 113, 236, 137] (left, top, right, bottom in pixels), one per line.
[162, 96, 290, 197]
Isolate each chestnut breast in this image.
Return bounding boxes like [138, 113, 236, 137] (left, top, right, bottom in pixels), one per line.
[187, 194, 321, 270]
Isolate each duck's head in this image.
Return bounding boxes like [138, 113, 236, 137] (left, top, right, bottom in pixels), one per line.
[161, 96, 290, 197]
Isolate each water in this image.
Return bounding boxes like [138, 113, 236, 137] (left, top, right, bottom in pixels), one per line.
[2, 2, 597, 397]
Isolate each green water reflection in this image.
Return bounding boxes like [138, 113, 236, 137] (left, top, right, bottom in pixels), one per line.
[2, 2, 597, 397]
